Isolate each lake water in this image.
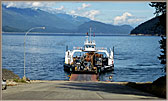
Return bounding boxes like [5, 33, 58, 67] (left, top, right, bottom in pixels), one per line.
[2, 33, 165, 82]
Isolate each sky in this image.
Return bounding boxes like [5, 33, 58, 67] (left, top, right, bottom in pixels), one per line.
[2, 1, 156, 27]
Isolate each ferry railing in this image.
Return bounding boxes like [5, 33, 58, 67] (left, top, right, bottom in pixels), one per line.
[96, 47, 107, 50]
[73, 47, 108, 50]
[73, 47, 83, 50]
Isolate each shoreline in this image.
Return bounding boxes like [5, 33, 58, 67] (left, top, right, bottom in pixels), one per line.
[2, 32, 163, 36]
[2, 32, 130, 36]
[2, 68, 166, 98]
[130, 33, 165, 36]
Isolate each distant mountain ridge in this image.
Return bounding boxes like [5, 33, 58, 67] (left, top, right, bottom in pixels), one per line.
[2, 5, 133, 35]
[78, 21, 133, 34]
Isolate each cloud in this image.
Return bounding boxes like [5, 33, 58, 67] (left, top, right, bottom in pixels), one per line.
[32, 2, 41, 7]
[67, 2, 99, 20]
[56, 6, 64, 11]
[78, 3, 91, 10]
[70, 10, 76, 15]
[3, 2, 67, 14]
[114, 12, 132, 25]
[3, 2, 56, 9]
[127, 19, 143, 24]
[69, 10, 78, 18]
[114, 12, 144, 25]
[68, 9, 100, 20]
[75, 10, 99, 20]
[86, 10, 100, 20]
[3, 2, 99, 20]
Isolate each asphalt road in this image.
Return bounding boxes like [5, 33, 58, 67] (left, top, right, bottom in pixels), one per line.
[2, 81, 162, 100]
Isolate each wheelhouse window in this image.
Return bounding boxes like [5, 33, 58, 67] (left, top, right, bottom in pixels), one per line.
[85, 45, 95, 48]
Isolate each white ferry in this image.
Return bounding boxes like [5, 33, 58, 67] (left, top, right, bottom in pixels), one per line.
[64, 28, 114, 74]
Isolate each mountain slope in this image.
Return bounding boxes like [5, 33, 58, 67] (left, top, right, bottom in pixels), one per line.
[130, 15, 165, 35]
[56, 13, 90, 26]
[78, 21, 133, 34]
[2, 5, 83, 32]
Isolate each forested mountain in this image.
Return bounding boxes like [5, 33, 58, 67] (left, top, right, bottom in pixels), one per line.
[130, 15, 165, 35]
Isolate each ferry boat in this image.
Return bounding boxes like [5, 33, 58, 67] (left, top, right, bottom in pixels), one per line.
[64, 28, 114, 74]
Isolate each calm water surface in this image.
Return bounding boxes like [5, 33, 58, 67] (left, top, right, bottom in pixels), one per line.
[2, 33, 165, 82]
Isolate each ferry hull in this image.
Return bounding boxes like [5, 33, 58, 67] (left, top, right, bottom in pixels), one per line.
[64, 64, 114, 74]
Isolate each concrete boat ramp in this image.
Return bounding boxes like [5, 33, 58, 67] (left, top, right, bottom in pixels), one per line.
[2, 78, 162, 100]
[69, 74, 98, 81]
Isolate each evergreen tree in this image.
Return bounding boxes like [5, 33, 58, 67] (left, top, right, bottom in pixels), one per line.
[158, 36, 166, 64]
[149, 2, 166, 16]
[149, 2, 166, 71]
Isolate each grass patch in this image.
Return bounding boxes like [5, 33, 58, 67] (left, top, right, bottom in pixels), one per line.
[13, 78, 27, 83]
